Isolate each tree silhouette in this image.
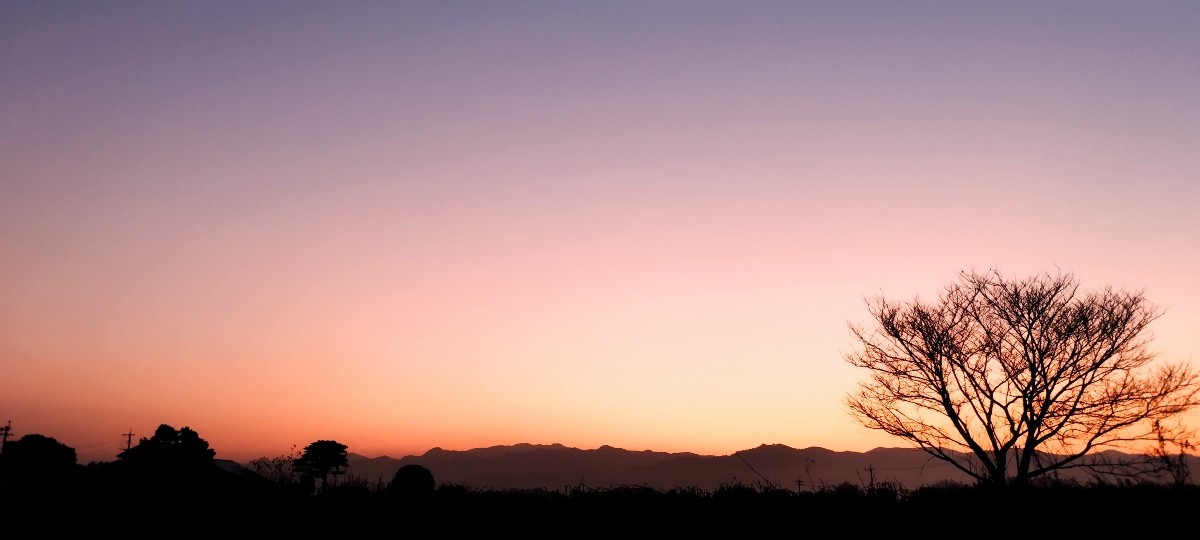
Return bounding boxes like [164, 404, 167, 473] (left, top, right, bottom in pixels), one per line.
[844, 268, 1200, 487]
[118, 424, 216, 467]
[0, 433, 78, 484]
[292, 440, 348, 493]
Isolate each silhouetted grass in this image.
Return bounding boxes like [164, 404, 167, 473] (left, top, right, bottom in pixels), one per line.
[4, 470, 1198, 535]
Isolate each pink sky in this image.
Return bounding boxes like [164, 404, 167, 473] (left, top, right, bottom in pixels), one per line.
[3, 1, 1198, 464]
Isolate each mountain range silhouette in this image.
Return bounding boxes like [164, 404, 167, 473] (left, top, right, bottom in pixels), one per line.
[334, 443, 1198, 491]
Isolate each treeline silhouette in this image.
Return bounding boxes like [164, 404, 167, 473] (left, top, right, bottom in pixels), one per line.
[2, 423, 1198, 534]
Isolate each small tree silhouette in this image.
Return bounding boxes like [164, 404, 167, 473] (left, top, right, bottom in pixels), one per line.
[292, 440, 348, 494]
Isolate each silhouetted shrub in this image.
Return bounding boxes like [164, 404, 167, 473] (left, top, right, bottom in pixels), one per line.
[246, 446, 301, 489]
[388, 464, 435, 497]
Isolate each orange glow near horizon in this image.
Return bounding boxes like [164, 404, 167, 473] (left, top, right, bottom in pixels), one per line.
[2, 2, 1199, 465]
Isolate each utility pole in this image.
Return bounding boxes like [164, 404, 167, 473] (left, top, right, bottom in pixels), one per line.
[0, 420, 11, 452]
[122, 429, 135, 453]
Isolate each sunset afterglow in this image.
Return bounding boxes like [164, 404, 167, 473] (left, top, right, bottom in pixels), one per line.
[3, 1, 1198, 465]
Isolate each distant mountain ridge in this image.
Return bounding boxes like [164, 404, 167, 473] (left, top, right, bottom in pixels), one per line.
[338, 443, 1200, 491]
[342, 443, 954, 491]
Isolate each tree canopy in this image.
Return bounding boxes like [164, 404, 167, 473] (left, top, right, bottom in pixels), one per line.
[0, 434, 78, 481]
[292, 440, 349, 492]
[844, 269, 1200, 487]
[118, 424, 216, 467]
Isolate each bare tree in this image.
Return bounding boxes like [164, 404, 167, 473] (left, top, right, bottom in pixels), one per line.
[844, 269, 1200, 487]
[247, 445, 300, 487]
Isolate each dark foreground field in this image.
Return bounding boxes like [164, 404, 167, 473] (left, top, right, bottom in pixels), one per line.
[6, 474, 1198, 536]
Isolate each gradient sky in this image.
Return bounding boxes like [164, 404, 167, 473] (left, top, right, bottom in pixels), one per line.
[3, 1, 1198, 465]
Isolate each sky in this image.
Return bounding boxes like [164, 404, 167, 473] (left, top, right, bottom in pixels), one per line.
[2, 1, 1198, 466]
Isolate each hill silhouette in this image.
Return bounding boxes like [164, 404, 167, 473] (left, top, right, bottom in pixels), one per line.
[339, 443, 1200, 491]
[336, 444, 986, 491]
[4, 436, 1198, 536]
